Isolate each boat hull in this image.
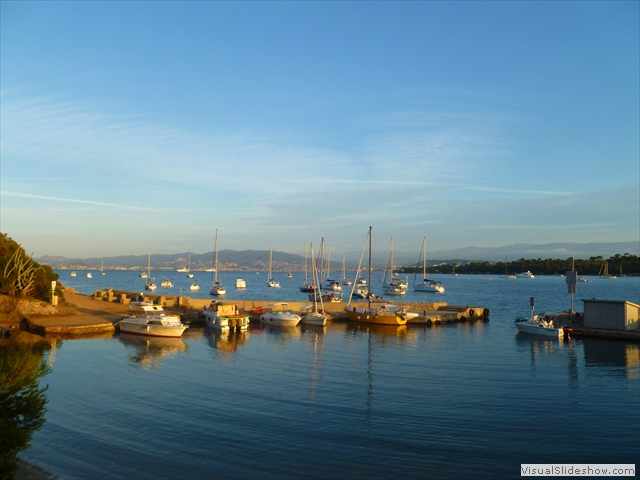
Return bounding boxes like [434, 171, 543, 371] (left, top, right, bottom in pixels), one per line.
[344, 306, 407, 325]
[119, 321, 188, 338]
[204, 311, 249, 330]
[301, 313, 327, 326]
[260, 312, 301, 327]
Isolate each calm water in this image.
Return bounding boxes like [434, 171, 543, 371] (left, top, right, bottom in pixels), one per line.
[17, 273, 640, 479]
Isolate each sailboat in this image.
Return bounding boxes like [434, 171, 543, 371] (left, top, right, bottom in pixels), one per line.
[382, 234, 407, 296]
[341, 257, 352, 285]
[209, 229, 226, 295]
[186, 253, 194, 278]
[345, 227, 415, 325]
[413, 237, 445, 293]
[100, 259, 106, 275]
[500, 255, 516, 279]
[299, 240, 316, 293]
[266, 246, 280, 288]
[598, 260, 617, 279]
[145, 249, 156, 291]
[301, 242, 327, 326]
[322, 245, 341, 291]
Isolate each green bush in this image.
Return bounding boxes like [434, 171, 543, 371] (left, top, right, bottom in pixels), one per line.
[0, 234, 59, 302]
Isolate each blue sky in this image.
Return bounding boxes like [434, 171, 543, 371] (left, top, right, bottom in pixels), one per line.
[1, 1, 638, 259]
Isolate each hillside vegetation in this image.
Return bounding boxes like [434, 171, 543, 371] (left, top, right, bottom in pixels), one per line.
[402, 254, 640, 276]
[0, 233, 59, 302]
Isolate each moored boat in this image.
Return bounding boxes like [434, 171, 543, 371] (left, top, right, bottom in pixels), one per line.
[118, 305, 189, 338]
[203, 302, 249, 331]
[260, 302, 301, 327]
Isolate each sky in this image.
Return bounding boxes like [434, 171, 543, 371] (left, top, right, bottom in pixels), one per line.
[1, 1, 638, 259]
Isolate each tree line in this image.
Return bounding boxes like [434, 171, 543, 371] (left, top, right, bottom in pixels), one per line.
[401, 253, 639, 276]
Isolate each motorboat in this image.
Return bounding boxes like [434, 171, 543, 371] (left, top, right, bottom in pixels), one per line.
[161, 278, 173, 288]
[145, 280, 157, 291]
[286, 273, 293, 278]
[86, 272, 92, 278]
[260, 303, 301, 327]
[516, 271, 535, 278]
[500, 255, 516, 279]
[139, 272, 148, 278]
[235, 278, 246, 289]
[203, 302, 249, 331]
[514, 316, 563, 337]
[70, 271, 76, 277]
[413, 237, 445, 293]
[190, 282, 200, 292]
[118, 305, 189, 338]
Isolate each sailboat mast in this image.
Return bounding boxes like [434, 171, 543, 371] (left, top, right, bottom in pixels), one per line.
[368, 226, 372, 309]
[423, 237, 427, 281]
[214, 228, 219, 283]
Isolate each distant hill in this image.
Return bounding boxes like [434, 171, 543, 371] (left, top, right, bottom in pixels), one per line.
[36, 241, 638, 270]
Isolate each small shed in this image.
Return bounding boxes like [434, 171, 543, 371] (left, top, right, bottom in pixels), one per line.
[582, 299, 639, 331]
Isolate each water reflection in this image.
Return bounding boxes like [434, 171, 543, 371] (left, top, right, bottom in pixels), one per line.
[118, 333, 188, 370]
[583, 339, 640, 378]
[204, 327, 250, 357]
[515, 332, 570, 366]
[0, 342, 51, 479]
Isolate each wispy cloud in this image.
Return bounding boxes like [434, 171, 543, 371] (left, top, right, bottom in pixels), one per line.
[1, 191, 176, 214]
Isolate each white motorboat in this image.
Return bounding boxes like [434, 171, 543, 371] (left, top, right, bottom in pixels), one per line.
[209, 229, 226, 295]
[203, 302, 249, 331]
[266, 246, 280, 288]
[260, 302, 301, 327]
[86, 272, 93, 278]
[70, 271, 76, 277]
[161, 278, 173, 288]
[413, 237, 445, 293]
[190, 282, 200, 292]
[514, 316, 564, 337]
[516, 271, 535, 278]
[118, 305, 189, 338]
[235, 278, 246, 289]
[139, 272, 148, 278]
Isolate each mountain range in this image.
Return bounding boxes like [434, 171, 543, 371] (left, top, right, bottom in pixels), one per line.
[36, 241, 638, 270]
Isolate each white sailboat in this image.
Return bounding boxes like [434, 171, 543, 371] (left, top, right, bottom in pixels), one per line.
[145, 248, 156, 291]
[598, 260, 617, 279]
[323, 245, 341, 291]
[382, 234, 407, 296]
[209, 228, 226, 296]
[413, 237, 445, 293]
[186, 253, 194, 278]
[299, 240, 316, 293]
[301, 242, 327, 326]
[341, 257, 352, 285]
[500, 255, 516, 279]
[266, 246, 280, 288]
[100, 259, 106, 275]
